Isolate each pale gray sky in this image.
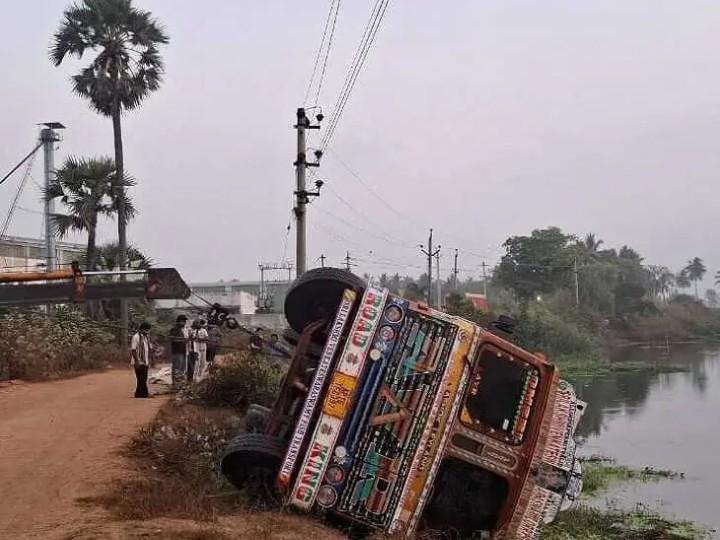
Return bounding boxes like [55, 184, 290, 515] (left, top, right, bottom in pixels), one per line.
[1, 0, 719, 287]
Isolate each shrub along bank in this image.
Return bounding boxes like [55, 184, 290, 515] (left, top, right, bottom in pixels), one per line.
[0, 307, 125, 381]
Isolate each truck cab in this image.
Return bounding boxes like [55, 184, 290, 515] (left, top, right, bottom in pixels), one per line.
[222, 269, 585, 539]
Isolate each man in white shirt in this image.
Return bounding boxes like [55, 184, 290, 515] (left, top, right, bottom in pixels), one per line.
[188, 319, 209, 382]
[130, 322, 153, 398]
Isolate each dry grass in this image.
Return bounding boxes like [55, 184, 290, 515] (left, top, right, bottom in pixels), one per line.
[80, 401, 248, 521]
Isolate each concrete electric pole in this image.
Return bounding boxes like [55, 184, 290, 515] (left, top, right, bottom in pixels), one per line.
[420, 229, 441, 307]
[453, 249, 459, 291]
[481, 261, 488, 297]
[40, 122, 64, 271]
[435, 251, 442, 308]
[573, 257, 580, 308]
[293, 108, 323, 278]
[344, 251, 356, 272]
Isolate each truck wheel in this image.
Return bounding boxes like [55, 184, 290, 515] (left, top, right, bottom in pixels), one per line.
[225, 317, 239, 330]
[245, 404, 271, 433]
[221, 433, 286, 491]
[284, 267, 365, 338]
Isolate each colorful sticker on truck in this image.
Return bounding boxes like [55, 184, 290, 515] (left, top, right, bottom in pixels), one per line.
[289, 286, 387, 510]
[314, 298, 408, 513]
[336, 312, 458, 528]
[390, 318, 477, 535]
[278, 289, 356, 487]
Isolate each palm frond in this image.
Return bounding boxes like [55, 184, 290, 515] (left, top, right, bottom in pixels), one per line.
[50, 213, 87, 238]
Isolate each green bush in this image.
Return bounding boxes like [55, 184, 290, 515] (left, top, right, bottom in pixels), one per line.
[0, 307, 122, 381]
[193, 352, 286, 410]
[510, 303, 602, 359]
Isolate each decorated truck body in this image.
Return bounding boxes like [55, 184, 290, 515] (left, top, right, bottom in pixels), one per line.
[221, 268, 586, 539]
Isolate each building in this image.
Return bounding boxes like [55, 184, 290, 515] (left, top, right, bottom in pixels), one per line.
[465, 292, 489, 312]
[0, 235, 84, 272]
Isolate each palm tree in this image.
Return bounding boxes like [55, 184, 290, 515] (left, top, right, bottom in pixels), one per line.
[675, 270, 692, 291]
[683, 257, 707, 299]
[584, 233, 604, 253]
[94, 241, 153, 271]
[44, 156, 135, 271]
[51, 0, 168, 342]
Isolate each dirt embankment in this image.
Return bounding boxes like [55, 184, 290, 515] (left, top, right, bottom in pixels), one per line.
[0, 370, 345, 540]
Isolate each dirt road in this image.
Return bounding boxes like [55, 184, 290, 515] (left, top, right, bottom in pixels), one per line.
[0, 370, 346, 540]
[0, 370, 166, 539]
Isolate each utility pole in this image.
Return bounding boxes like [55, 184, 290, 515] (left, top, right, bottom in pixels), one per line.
[293, 108, 323, 278]
[481, 261, 488, 297]
[420, 229, 441, 307]
[319, 254, 326, 268]
[453, 249, 459, 291]
[573, 257, 580, 308]
[40, 123, 64, 272]
[435, 251, 442, 308]
[344, 251, 356, 272]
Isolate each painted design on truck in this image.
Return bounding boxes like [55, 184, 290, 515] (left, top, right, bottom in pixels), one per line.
[289, 286, 387, 509]
[392, 318, 477, 535]
[278, 289, 356, 486]
[315, 298, 408, 510]
[324, 305, 459, 528]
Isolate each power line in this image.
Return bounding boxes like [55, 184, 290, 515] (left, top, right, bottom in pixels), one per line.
[321, 0, 391, 151]
[326, 148, 503, 259]
[281, 207, 293, 263]
[313, 201, 415, 249]
[303, 0, 342, 105]
[310, 169, 414, 247]
[314, 0, 341, 105]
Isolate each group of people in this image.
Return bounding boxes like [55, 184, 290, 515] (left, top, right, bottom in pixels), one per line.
[129, 315, 223, 398]
[168, 314, 222, 389]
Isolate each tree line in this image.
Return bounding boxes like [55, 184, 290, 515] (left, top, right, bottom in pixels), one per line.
[369, 227, 719, 317]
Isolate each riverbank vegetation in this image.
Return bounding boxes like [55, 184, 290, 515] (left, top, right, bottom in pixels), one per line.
[543, 507, 712, 540]
[580, 457, 683, 497]
[376, 226, 720, 377]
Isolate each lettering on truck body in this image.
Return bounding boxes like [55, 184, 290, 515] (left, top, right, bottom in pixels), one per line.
[278, 290, 356, 486]
[289, 287, 388, 510]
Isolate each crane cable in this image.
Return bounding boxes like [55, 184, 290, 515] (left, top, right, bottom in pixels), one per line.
[0, 141, 43, 187]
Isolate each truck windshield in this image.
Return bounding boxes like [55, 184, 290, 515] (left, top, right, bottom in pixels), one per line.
[461, 345, 539, 444]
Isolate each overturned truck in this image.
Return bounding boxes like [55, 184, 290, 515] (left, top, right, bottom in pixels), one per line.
[221, 268, 586, 539]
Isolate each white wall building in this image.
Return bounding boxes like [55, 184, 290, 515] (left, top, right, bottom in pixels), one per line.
[0, 235, 84, 272]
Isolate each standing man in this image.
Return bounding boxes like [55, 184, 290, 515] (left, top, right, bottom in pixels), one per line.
[207, 323, 222, 366]
[169, 315, 188, 389]
[188, 319, 209, 382]
[130, 322, 153, 398]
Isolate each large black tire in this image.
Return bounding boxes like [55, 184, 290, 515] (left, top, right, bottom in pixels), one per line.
[284, 267, 365, 337]
[221, 433, 286, 491]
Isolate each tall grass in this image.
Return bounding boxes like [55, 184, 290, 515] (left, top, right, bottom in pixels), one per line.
[0, 307, 124, 381]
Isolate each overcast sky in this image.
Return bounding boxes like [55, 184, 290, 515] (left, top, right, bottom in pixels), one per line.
[1, 0, 719, 288]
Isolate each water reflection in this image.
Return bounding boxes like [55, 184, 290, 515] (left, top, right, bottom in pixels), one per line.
[569, 346, 720, 534]
[571, 345, 714, 438]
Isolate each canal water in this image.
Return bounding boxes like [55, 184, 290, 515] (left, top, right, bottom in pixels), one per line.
[572, 346, 720, 534]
